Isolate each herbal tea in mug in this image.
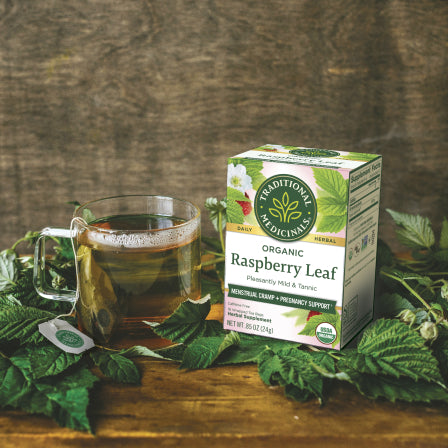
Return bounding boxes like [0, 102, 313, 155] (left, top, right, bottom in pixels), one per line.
[34, 195, 201, 347]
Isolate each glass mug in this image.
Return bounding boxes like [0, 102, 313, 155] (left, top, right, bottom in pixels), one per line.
[33, 195, 201, 347]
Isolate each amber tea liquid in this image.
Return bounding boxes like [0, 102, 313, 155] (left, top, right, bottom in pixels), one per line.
[75, 214, 201, 346]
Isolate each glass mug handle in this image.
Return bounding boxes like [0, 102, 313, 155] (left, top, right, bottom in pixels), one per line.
[33, 227, 77, 302]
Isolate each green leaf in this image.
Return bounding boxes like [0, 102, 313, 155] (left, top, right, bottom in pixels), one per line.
[201, 277, 224, 304]
[90, 350, 140, 384]
[433, 249, 448, 269]
[0, 292, 22, 307]
[0, 269, 73, 314]
[315, 214, 346, 234]
[282, 308, 310, 327]
[119, 345, 169, 360]
[375, 293, 416, 318]
[69, 201, 96, 224]
[339, 319, 443, 384]
[227, 188, 249, 202]
[118, 343, 188, 363]
[313, 175, 347, 233]
[150, 297, 225, 344]
[0, 306, 56, 345]
[243, 209, 259, 227]
[201, 235, 223, 252]
[180, 331, 241, 369]
[10, 345, 83, 380]
[226, 202, 246, 224]
[376, 239, 394, 269]
[0, 249, 19, 291]
[34, 367, 99, 432]
[226, 188, 247, 224]
[54, 237, 75, 261]
[387, 209, 435, 249]
[313, 168, 347, 201]
[316, 196, 347, 216]
[440, 217, 448, 249]
[258, 348, 283, 384]
[0, 356, 98, 432]
[345, 371, 448, 402]
[155, 344, 188, 362]
[432, 328, 448, 383]
[258, 347, 335, 403]
[339, 153, 381, 162]
[0, 356, 32, 408]
[217, 334, 299, 365]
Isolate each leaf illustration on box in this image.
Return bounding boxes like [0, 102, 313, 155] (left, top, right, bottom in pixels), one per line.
[282, 308, 310, 327]
[226, 188, 248, 224]
[313, 168, 348, 234]
[339, 152, 380, 162]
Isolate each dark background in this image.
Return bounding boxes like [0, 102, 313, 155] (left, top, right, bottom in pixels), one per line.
[1, 0, 447, 251]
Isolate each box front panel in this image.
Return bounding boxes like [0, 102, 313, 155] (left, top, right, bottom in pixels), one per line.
[224, 230, 345, 348]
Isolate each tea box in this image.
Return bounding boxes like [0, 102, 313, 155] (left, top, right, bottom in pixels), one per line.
[224, 145, 382, 349]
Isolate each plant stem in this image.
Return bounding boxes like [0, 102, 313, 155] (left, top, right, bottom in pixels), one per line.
[381, 270, 432, 310]
[94, 344, 120, 352]
[204, 249, 225, 258]
[11, 237, 28, 252]
[218, 211, 225, 254]
[202, 257, 226, 267]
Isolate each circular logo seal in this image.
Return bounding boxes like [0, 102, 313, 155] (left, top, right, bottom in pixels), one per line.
[55, 329, 84, 348]
[290, 148, 340, 158]
[315, 322, 337, 345]
[254, 174, 317, 242]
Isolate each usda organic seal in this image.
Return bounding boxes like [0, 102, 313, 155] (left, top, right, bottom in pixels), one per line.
[315, 322, 337, 345]
[254, 174, 317, 242]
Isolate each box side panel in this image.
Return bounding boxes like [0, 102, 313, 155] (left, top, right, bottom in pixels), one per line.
[341, 157, 382, 347]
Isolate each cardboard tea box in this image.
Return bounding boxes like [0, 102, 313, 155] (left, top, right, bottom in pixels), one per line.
[224, 145, 382, 349]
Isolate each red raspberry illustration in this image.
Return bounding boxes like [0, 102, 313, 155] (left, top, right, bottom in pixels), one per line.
[236, 193, 252, 216]
[307, 310, 322, 321]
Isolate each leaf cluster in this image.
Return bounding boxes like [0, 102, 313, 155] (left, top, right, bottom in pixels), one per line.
[142, 295, 448, 405]
[2, 202, 448, 434]
[0, 235, 141, 433]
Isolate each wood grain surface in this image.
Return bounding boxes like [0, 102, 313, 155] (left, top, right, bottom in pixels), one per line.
[0, 0, 447, 250]
[2, 358, 448, 448]
[1, 305, 448, 447]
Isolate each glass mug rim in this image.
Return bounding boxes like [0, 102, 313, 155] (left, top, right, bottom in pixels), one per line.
[34, 194, 201, 303]
[73, 194, 201, 234]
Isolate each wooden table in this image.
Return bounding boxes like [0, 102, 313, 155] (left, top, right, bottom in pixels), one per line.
[2, 304, 448, 447]
[1, 358, 448, 448]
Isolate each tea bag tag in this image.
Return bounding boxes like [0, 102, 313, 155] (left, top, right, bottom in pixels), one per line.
[38, 319, 95, 354]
